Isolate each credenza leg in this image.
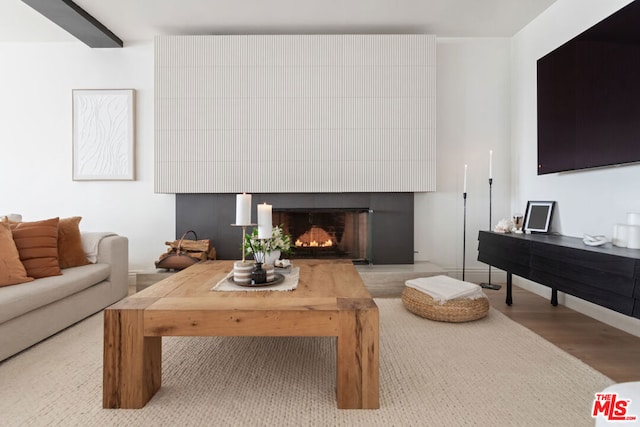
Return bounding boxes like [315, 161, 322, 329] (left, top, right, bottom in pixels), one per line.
[551, 289, 558, 306]
[506, 272, 513, 306]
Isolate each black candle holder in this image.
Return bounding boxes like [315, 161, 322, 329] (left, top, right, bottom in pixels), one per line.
[462, 192, 467, 281]
[480, 178, 501, 290]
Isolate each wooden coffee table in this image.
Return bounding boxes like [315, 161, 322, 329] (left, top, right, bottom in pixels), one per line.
[103, 259, 379, 409]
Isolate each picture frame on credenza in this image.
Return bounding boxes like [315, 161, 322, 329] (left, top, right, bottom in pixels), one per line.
[523, 201, 555, 233]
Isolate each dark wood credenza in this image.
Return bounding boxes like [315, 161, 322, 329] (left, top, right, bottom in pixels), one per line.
[477, 231, 640, 319]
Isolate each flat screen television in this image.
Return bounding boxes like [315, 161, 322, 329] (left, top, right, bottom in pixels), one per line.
[537, 0, 640, 175]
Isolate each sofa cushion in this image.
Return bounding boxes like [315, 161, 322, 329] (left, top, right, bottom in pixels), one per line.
[0, 263, 110, 324]
[0, 223, 34, 287]
[9, 217, 62, 279]
[58, 217, 90, 269]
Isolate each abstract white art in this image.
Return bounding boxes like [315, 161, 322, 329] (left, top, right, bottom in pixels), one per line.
[73, 89, 135, 180]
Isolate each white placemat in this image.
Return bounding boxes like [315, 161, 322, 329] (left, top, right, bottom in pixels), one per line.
[211, 267, 300, 292]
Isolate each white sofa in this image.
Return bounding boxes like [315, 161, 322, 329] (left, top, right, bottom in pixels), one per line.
[0, 234, 128, 362]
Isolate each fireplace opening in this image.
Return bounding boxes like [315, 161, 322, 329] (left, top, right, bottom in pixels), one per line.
[273, 208, 370, 262]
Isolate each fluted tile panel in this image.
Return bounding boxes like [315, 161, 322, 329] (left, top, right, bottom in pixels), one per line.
[155, 34, 436, 193]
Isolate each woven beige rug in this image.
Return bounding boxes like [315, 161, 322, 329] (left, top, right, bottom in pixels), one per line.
[0, 299, 612, 426]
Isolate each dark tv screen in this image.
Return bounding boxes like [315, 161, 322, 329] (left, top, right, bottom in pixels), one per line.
[537, 0, 640, 175]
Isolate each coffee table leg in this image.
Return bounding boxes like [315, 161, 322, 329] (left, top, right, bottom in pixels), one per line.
[336, 299, 379, 409]
[103, 302, 161, 409]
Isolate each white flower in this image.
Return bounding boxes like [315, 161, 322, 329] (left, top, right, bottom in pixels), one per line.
[244, 225, 292, 257]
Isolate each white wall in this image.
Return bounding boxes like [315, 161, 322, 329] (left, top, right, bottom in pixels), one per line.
[415, 37, 511, 283]
[511, 0, 640, 336]
[0, 41, 174, 271]
[1, 37, 512, 278]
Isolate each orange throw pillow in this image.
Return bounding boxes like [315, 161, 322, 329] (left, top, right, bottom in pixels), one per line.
[0, 223, 34, 287]
[10, 217, 62, 279]
[58, 217, 90, 269]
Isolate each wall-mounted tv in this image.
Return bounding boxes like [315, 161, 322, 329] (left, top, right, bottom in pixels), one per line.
[537, 0, 640, 175]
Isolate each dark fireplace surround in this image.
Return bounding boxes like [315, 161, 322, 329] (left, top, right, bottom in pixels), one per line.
[176, 193, 414, 264]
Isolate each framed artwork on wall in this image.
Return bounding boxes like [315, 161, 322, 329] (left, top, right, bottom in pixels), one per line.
[72, 89, 135, 180]
[524, 200, 556, 233]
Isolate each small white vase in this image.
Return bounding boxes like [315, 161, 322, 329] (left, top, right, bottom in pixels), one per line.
[263, 250, 281, 266]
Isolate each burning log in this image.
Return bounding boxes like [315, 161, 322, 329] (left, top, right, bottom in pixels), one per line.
[295, 226, 335, 247]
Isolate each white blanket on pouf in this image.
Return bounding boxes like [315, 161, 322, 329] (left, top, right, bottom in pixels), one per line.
[405, 275, 485, 303]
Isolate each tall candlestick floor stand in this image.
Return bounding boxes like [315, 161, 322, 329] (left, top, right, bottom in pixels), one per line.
[462, 192, 467, 282]
[480, 178, 501, 290]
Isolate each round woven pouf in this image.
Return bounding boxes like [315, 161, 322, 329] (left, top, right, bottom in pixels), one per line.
[401, 287, 489, 323]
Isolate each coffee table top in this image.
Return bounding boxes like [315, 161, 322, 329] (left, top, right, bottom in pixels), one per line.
[132, 259, 373, 312]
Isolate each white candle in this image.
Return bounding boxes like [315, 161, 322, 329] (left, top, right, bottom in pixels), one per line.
[628, 225, 640, 249]
[463, 164, 468, 193]
[235, 193, 251, 225]
[257, 203, 272, 239]
[613, 224, 630, 247]
[489, 150, 493, 179]
[627, 212, 640, 225]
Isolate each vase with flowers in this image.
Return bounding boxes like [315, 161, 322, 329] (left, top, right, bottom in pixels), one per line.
[243, 225, 292, 266]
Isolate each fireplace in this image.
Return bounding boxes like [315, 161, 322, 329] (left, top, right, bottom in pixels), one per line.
[176, 193, 414, 264]
[274, 208, 370, 262]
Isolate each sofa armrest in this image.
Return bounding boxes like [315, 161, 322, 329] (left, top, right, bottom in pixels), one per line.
[96, 235, 129, 302]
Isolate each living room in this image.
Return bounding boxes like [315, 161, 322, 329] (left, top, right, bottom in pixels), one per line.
[3, 0, 640, 332]
[1, 0, 640, 424]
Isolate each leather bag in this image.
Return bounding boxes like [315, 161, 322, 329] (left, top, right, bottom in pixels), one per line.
[155, 230, 205, 270]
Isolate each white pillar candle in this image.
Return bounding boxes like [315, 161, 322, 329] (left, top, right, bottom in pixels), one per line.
[489, 150, 493, 179]
[627, 225, 640, 249]
[613, 224, 629, 248]
[257, 203, 272, 239]
[612, 224, 620, 246]
[463, 164, 468, 193]
[627, 212, 640, 226]
[235, 193, 251, 225]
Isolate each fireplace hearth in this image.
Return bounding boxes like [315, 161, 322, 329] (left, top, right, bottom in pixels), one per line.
[176, 193, 414, 264]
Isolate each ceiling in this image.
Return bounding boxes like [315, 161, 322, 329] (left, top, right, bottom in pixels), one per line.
[0, 0, 557, 45]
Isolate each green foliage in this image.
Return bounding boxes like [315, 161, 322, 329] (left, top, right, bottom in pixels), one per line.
[243, 225, 292, 260]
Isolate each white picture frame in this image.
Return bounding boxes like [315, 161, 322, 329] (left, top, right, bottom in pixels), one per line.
[524, 201, 556, 233]
[73, 89, 135, 180]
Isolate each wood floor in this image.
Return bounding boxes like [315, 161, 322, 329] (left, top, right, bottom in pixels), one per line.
[364, 279, 640, 383]
[476, 285, 640, 383]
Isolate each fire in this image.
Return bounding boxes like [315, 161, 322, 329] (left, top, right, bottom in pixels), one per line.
[296, 239, 333, 248]
[295, 226, 334, 248]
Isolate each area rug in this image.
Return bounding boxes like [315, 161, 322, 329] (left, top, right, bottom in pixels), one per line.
[0, 299, 612, 426]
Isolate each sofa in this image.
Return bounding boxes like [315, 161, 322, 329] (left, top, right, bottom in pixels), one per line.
[0, 221, 128, 362]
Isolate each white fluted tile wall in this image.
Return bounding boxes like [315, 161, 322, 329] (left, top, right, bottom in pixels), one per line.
[155, 34, 436, 193]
